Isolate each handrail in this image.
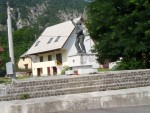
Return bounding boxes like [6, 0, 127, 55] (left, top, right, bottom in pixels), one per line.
[56, 60, 62, 66]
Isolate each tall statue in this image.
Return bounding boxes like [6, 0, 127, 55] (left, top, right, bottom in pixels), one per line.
[71, 18, 86, 54]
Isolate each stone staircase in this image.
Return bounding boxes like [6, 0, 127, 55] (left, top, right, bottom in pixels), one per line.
[0, 69, 150, 101]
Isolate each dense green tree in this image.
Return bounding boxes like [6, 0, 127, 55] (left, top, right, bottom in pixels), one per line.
[86, 0, 150, 69]
[0, 26, 40, 69]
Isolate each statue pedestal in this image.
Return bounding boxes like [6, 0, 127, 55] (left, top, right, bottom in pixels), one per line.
[66, 53, 99, 75]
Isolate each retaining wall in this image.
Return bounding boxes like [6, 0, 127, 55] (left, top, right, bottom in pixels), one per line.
[0, 86, 150, 113]
[0, 69, 150, 101]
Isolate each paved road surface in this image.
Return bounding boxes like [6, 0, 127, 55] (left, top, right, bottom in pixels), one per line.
[65, 105, 150, 113]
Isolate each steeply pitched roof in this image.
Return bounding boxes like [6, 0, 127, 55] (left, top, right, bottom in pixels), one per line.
[26, 18, 80, 55]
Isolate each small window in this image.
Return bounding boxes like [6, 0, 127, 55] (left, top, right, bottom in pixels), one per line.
[47, 38, 53, 44]
[35, 41, 40, 46]
[24, 64, 28, 70]
[54, 36, 61, 42]
[56, 53, 62, 65]
[48, 55, 52, 61]
[40, 56, 43, 62]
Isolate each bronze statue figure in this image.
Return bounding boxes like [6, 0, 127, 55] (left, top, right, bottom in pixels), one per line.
[71, 18, 86, 54]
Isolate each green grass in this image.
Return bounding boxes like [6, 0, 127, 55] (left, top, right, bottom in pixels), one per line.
[0, 77, 11, 84]
[98, 68, 112, 72]
[0, 75, 32, 84]
[16, 76, 32, 80]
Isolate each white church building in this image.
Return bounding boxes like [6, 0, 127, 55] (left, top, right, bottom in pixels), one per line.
[25, 18, 99, 77]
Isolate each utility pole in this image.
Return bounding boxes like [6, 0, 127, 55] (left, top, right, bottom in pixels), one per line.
[7, 2, 16, 79]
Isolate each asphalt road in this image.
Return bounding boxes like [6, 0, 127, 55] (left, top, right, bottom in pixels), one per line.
[65, 105, 150, 113]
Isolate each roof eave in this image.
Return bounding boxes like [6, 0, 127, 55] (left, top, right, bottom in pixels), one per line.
[27, 48, 62, 55]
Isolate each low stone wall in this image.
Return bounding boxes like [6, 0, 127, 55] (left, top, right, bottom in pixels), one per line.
[0, 69, 150, 101]
[0, 86, 150, 113]
[16, 71, 32, 77]
[13, 69, 150, 87]
[0, 85, 6, 96]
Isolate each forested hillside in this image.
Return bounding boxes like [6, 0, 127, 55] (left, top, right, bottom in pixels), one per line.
[0, 0, 87, 69]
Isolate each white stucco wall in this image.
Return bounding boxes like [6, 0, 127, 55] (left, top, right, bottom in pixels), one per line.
[68, 54, 97, 67]
[30, 51, 68, 77]
[18, 57, 32, 69]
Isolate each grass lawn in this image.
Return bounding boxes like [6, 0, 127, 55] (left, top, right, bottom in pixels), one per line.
[98, 68, 112, 72]
[0, 76, 32, 84]
[0, 77, 11, 84]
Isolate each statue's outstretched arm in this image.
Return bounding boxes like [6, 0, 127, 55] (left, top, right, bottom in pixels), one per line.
[71, 19, 76, 27]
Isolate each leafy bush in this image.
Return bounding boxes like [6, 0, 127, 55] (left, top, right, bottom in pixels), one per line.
[61, 65, 70, 75]
[19, 93, 30, 100]
[116, 58, 144, 70]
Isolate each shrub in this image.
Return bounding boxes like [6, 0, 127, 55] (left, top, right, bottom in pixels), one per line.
[61, 65, 70, 75]
[116, 58, 145, 70]
[19, 93, 30, 100]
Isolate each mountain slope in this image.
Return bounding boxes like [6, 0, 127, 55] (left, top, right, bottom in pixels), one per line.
[0, 0, 87, 30]
[0, 0, 87, 69]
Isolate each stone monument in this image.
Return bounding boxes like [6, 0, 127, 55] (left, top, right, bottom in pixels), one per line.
[65, 18, 99, 75]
